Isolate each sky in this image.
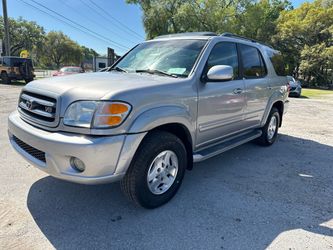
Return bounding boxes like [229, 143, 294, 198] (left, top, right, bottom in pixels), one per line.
[2, 0, 312, 56]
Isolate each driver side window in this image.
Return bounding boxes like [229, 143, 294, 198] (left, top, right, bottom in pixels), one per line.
[206, 42, 239, 78]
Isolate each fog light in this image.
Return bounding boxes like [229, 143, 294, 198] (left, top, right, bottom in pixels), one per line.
[70, 157, 85, 172]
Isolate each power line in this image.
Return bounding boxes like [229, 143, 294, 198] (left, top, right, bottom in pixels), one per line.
[18, 0, 122, 50]
[85, 0, 144, 40]
[28, 0, 130, 50]
[58, 0, 138, 45]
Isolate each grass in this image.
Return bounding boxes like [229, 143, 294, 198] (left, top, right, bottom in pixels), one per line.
[301, 88, 333, 99]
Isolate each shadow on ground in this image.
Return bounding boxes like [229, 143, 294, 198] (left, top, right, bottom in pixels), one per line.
[0, 81, 26, 86]
[27, 134, 333, 249]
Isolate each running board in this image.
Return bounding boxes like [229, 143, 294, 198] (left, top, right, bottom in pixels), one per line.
[193, 130, 262, 163]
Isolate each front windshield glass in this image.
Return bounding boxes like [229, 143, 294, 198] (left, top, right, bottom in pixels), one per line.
[61, 67, 80, 72]
[115, 39, 207, 77]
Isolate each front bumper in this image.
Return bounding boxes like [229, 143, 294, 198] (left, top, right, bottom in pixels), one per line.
[8, 111, 146, 184]
[289, 87, 302, 96]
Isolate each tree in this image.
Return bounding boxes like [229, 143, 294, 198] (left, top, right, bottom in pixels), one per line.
[41, 31, 83, 69]
[231, 0, 291, 44]
[274, 0, 333, 86]
[0, 17, 45, 61]
[127, 0, 290, 42]
[81, 46, 99, 62]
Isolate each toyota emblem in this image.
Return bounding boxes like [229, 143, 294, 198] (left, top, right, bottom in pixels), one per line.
[26, 100, 34, 110]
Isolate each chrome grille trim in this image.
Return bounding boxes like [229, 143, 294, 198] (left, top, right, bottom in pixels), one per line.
[21, 93, 56, 107]
[19, 102, 55, 118]
[18, 90, 59, 127]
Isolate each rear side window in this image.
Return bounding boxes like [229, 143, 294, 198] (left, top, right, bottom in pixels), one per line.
[206, 42, 239, 78]
[268, 51, 286, 76]
[239, 44, 266, 78]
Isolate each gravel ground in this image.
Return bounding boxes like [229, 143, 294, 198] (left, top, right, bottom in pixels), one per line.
[0, 84, 333, 250]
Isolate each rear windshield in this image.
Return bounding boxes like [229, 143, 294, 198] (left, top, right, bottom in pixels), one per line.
[1, 57, 33, 67]
[267, 51, 286, 76]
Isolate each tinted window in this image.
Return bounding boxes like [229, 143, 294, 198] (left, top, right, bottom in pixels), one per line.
[240, 44, 266, 78]
[268, 51, 286, 76]
[206, 42, 239, 78]
[2, 57, 33, 67]
[99, 62, 106, 68]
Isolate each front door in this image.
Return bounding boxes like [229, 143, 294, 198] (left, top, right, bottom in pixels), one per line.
[196, 42, 246, 147]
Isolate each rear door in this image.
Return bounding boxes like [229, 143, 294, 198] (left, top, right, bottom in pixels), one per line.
[239, 44, 269, 128]
[196, 42, 246, 147]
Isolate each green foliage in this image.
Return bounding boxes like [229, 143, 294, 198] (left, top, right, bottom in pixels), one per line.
[40, 31, 83, 69]
[81, 46, 99, 62]
[0, 17, 99, 69]
[128, 0, 333, 86]
[0, 16, 45, 59]
[127, 0, 290, 43]
[274, 0, 333, 86]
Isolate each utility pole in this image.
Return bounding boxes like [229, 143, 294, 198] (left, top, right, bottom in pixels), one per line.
[2, 0, 10, 56]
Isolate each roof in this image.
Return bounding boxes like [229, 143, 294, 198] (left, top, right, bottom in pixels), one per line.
[154, 32, 217, 39]
[153, 32, 274, 49]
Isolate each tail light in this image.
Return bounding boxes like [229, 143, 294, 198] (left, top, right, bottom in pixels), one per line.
[286, 82, 290, 93]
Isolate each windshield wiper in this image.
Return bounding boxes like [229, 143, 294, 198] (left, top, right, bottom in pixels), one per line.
[110, 66, 127, 73]
[136, 69, 178, 78]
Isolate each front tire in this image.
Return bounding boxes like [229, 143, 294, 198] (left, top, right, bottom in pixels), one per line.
[121, 131, 187, 209]
[256, 107, 280, 146]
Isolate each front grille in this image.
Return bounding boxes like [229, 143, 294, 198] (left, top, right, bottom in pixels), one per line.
[13, 136, 46, 163]
[18, 91, 57, 125]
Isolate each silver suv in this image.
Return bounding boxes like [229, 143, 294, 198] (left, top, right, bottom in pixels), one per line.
[8, 32, 289, 208]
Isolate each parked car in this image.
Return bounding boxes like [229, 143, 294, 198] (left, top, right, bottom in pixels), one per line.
[52, 66, 84, 76]
[0, 56, 35, 84]
[287, 76, 302, 97]
[8, 32, 289, 208]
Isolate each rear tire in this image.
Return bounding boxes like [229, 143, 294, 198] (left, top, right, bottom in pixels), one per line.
[25, 78, 33, 84]
[256, 107, 280, 146]
[1, 72, 11, 84]
[121, 130, 187, 209]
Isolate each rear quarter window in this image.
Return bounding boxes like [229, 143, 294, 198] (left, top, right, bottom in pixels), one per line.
[268, 51, 286, 76]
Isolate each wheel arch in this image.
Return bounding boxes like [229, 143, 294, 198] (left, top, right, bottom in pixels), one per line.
[262, 100, 284, 127]
[272, 100, 284, 127]
[127, 106, 196, 170]
[150, 123, 194, 170]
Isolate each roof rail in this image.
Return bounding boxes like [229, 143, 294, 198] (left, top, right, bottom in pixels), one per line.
[220, 32, 273, 48]
[155, 32, 217, 39]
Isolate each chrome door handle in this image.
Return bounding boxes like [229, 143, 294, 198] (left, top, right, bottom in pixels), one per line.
[233, 88, 243, 94]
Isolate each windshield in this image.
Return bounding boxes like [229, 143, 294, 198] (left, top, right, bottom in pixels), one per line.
[61, 67, 81, 72]
[115, 39, 207, 77]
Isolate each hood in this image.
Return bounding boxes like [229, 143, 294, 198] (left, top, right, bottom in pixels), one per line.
[25, 72, 177, 99]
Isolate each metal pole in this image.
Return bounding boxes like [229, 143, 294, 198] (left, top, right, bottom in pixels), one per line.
[2, 0, 10, 56]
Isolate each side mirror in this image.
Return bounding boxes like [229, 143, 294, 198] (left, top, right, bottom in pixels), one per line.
[206, 65, 233, 81]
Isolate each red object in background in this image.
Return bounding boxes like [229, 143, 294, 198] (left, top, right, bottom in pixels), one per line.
[53, 66, 84, 76]
[286, 81, 291, 93]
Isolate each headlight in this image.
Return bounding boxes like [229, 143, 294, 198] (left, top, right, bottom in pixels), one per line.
[63, 101, 97, 128]
[63, 101, 131, 128]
